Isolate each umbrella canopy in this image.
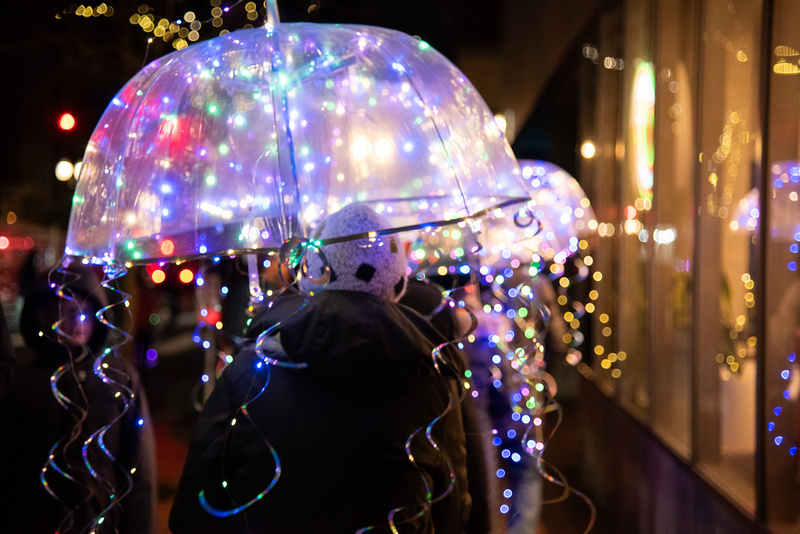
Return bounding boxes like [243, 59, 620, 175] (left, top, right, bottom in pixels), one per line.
[475, 160, 596, 269]
[64, 22, 529, 268]
[518, 160, 596, 264]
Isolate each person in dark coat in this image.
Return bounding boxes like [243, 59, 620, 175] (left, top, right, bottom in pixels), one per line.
[0, 303, 16, 403]
[170, 204, 473, 533]
[400, 278, 504, 533]
[0, 266, 158, 534]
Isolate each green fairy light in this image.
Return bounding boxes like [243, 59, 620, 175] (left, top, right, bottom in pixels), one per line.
[464, 370, 472, 378]
[205, 174, 217, 186]
[518, 308, 528, 318]
[418, 40, 430, 51]
[525, 328, 534, 339]
[219, 143, 229, 155]
[208, 104, 219, 115]
[368, 97, 377, 106]
[325, 79, 334, 90]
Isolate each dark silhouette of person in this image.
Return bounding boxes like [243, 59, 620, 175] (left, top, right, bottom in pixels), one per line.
[170, 204, 475, 533]
[0, 266, 158, 533]
[0, 303, 15, 402]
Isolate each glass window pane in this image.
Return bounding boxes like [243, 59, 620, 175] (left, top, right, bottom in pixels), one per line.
[614, 0, 653, 417]
[580, 7, 623, 394]
[694, 0, 761, 511]
[650, 0, 699, 454]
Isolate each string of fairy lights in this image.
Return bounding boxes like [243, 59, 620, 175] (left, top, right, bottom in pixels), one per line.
[57, 1, 259, 51]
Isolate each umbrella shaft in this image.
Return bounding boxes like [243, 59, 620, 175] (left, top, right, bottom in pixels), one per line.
[266, 0, 280, 24]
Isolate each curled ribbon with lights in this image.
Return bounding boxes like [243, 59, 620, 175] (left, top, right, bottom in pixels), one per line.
[37, 262, 146, 533]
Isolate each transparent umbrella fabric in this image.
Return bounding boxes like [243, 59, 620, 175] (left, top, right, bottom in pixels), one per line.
[474, 160, 596, 268]
[518, 159, 596, 263]
[64, 23, 528, 266]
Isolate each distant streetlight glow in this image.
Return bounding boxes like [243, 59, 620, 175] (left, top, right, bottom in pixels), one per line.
[58, 112, 76, 131]
[580, 140, 596, 159]
[179, 268, 195, 283]
[55, 160, 74, 181]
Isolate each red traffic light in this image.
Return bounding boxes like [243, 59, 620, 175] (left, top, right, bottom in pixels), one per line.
[58, 112, 76, 131]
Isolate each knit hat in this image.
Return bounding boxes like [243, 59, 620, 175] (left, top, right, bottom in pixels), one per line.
[298, 203, 407, 301]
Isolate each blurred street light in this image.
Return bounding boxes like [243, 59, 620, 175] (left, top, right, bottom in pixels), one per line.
[55, 159, 74, 181]
[58, 112, 76, 131]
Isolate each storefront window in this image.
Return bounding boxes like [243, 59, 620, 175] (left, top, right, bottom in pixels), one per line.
[579, 7, 623, 395]
[613, 0, 654, 418]
[650, 0, 698, 455]
[694, 0, 761, 510]
[764, 1, 800, 531]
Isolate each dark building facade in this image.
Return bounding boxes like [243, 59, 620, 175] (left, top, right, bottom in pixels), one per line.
[569, 0, 800, 532]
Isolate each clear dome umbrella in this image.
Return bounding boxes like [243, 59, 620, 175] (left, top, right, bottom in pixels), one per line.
[63, 16, 530, 277]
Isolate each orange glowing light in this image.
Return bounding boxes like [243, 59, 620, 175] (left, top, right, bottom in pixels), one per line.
[179, 268, 194, 284]
[58, 113, 76, 131]
[160, 238, 176, 256]
[0, 237, 8, 250]
[151, 269, 166, 284]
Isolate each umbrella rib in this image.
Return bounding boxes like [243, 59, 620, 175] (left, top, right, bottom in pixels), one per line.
[265, 27, 302, 243]
[367, 36, 472, 219]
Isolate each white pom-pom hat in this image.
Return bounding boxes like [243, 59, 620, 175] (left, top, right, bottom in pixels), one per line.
[298, 203, 408, 301]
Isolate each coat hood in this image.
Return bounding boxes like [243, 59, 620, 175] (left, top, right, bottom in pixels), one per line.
[246, 290, 464, 388]
[19, 266, 110, 361]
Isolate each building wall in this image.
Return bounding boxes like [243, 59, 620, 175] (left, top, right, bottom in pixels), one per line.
[577, 374, 768, 533]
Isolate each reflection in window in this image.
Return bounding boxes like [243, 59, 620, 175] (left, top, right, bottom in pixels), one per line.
[694, 0, 762, 510]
